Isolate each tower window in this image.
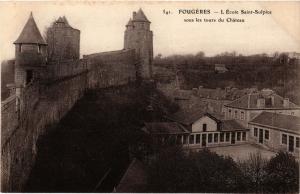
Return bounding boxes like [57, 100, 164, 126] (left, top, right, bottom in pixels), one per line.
[26, 70, 33, 84]
[38, 45, 41, 53]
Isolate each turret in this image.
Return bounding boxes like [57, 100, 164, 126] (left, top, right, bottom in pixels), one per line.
[124, 9, 153, 79]
[14, 12, 47, 88]
[13, 12, 47, 116]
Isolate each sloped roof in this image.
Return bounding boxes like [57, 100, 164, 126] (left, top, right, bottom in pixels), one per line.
[144, 122, 189, 134]
[221, 120, 247, 131]
[167, 108, 206, 126]
[132, 8, 150, 22]
[225, 93, 299, 109]
[215, 66, 228, 71]
[14, 12, 47, 45]
[126, 18, 133, 26]
[249, 112, 300, 134]
[53, 16, 73, 28]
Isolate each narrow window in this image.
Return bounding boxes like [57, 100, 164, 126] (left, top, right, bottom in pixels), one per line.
[282, 134, 287, 144]
[225, 132, 230, 142]
[214, 133, 219, 143]
[26, 70, 33, 84]
[220, 133, 225, 142]
[234, 110, 238, 119]
[254, 128, 258, 137]
[196, 134, 200, 144]
[19, 44, 22, 52]
[189, 135, 194, 144]
[265, 130, 269, 140]
[242, 132, 246, 141]
[241, 111, 244, 120]
[228, 109, 231, 117]
[208, 134, 212, 143]
[296, 137, 300, 148]
[237, 132, 241, 141]
[38, 45, 41, 53]
[203, 124, 207, 132]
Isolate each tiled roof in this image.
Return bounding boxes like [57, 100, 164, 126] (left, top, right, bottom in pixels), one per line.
[225, 93, 299, 109]
[133, 8, 150, 22]
[167, 108, 206, 126]
[221, 120, 247, 131]
[14, 12, 47, 45]
[249, 112, 300, 134]
[144, 122, 189, 134]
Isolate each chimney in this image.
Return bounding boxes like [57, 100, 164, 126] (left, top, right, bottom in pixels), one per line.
[257, 98, 265, 108]
[283, 98, 289, 108]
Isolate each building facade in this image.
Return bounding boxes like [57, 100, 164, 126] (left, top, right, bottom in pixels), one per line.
[248, 112, 300, 156]
[224, 89, 300, 127]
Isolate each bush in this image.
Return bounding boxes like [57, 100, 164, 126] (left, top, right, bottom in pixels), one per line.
[263, 151, 299, 193]
[238, 152, 267, 192]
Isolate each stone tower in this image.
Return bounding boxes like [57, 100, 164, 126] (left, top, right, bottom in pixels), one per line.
[14, 12, 47, 88]
[124, 9, 153, 79]
[13, 12, 47, 113]
[46, 16, 80, 62]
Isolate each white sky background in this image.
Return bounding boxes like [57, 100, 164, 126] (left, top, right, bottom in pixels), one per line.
[0, 1, 299, 61]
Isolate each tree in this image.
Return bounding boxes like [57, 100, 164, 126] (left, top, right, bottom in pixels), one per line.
[263, 151, 299, 193]
[191, 149, 246, 192]
[147, 146, 198, 192]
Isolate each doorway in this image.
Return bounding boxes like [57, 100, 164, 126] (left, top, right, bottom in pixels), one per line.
[231, 132, 235, 144]
[289, 136, 294, 152]
[202, 134, 206, 147]
[259, 129, 263, 144]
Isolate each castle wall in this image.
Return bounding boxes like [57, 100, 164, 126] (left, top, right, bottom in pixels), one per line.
[1, 48, 138, 192]
[85, 49, 137, 89]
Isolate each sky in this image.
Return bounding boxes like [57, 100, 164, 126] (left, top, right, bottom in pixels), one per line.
[0, 1, 300, 61]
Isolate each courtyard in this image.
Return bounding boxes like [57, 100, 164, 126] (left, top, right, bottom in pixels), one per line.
[208, 143, 276, 161]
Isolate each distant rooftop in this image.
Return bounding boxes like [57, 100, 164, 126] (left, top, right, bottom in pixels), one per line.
[143, 122, 189, 134]
[221, 120, 248, 131]
[249, 112, 300, 134]
[225, 92, 299, 109]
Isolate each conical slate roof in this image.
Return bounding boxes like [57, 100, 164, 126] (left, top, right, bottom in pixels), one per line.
[126, 18, 133, 26]
[14, 12, 47, 45]
[133, 8, 150, 22]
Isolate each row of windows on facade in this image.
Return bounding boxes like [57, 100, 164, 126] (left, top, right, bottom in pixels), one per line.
[253, 127, 300, 150]
[228, 109, 245, 120]
[158, 131, 247, 145]
[254, 127, 270, 140]
[281, 133, 300, 148]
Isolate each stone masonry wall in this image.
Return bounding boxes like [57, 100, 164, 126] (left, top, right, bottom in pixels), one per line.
[1, 49, 138, 192]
